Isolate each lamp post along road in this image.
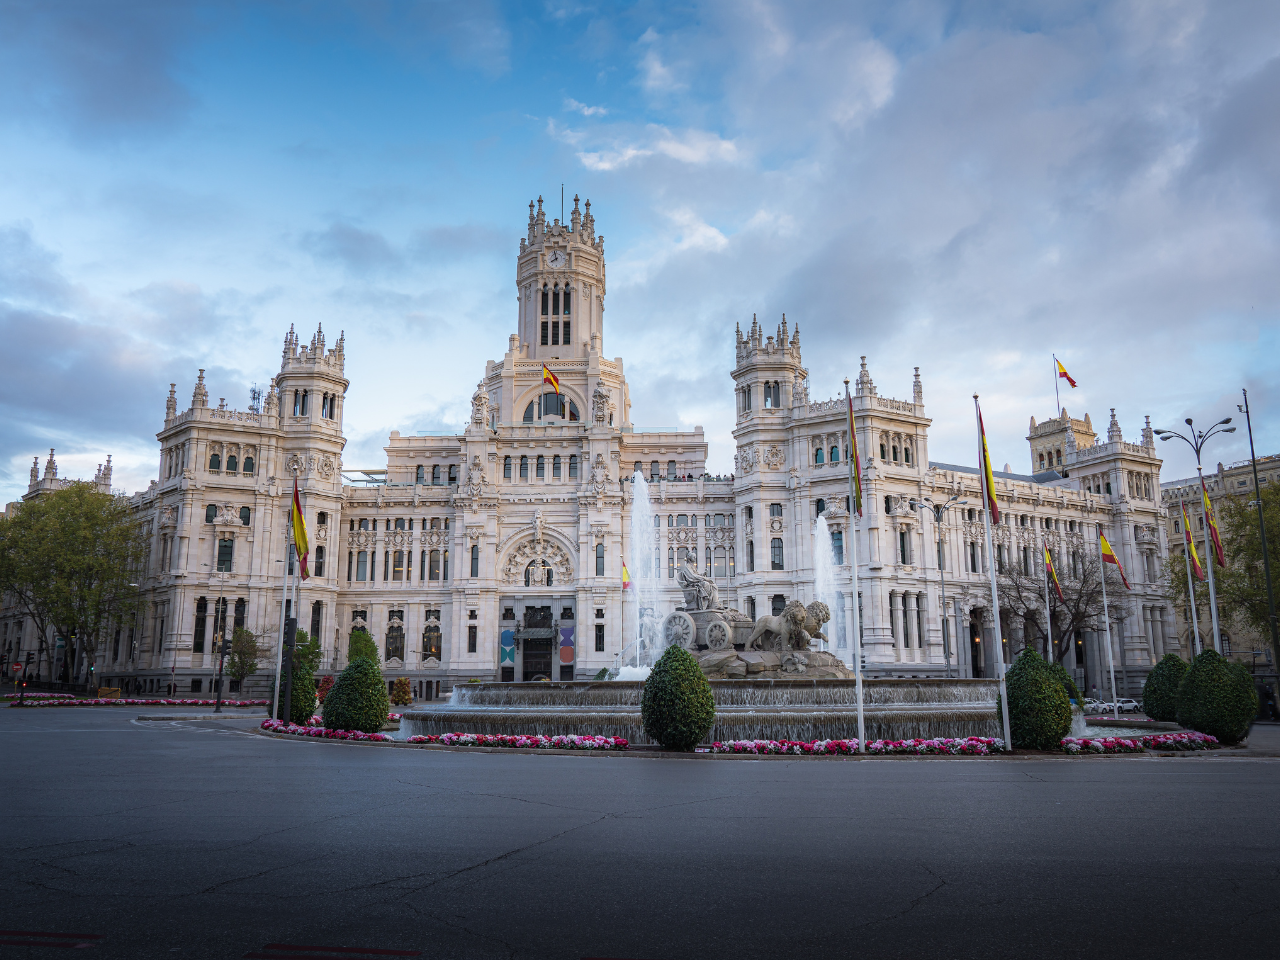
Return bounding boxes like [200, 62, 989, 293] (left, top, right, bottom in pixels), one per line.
[1238, 390, 1280, 683]
[1154, 417, 1236, 654]
[912, 495, 967, 679]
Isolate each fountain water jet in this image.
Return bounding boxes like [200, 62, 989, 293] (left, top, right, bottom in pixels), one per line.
[812, 515, 839, 653]
[619, 470, 667, 672]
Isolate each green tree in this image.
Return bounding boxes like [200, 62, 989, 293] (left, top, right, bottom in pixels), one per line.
[1214, 486, 1280, 668]
[640, 646, 715, 751]
[0, 483, 145, 682]
[997, 553, 1129, 664]
[322, 658, 391, 733]
[348, 628, 379, 666]
[226, 627, 266, 690]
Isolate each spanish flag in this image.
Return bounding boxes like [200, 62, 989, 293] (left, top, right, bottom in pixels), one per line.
[1044, 546, 1064, 602]
[1100, 534, 1129, 590]
[1181, 500, 1205, 581]
[291, 478, 310, 580]
[621, 559, 632, 590]
[844, 384, 863, 518]
[977, 402, 1001, 524]
[1055, 357, 1077, 388]
[1201, 479, 1225, 568]
[543, 364, 561, 395]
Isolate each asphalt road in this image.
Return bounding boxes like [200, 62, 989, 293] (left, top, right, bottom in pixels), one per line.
[3, 709, 1278, 960]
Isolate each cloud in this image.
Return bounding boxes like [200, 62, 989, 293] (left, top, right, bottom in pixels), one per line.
[564, 98, 608, 117]
[569, 124, 741, 170]
[302, 222, 402, 274]
[638, 27, 684, 93]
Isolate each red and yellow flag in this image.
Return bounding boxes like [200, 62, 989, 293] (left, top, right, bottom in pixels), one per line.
[291, 478, 310, 580]
[1055, 358, 1077, 388]
[621, 559, 632, 590]
[977, 402, 1001, 524]
[1181, 500, 1205, 581]
[845, 385, 863, 518]
[1099, 534, 1129, 590]
[1201, 479, 1225, 568]
[542, 364, 561, 395]
[1044, 546, 1064, 602]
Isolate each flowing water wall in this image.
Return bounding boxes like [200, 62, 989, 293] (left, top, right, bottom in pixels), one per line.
[812, 516, 840, 657]
[402, 678, 1001, 745]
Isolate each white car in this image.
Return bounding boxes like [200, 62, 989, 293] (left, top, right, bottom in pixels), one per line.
[1116, 698, 1141, 714]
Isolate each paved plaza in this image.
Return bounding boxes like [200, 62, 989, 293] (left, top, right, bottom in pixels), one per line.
[3, 709, 1279, 959]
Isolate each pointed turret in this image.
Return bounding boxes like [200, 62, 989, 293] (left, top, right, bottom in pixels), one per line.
[29, 456, 38, 486]
[192, 370, 208, 408]
[1107, 408, 1123, 443]
[43, 448, 57, 480]
[856, 356, 875, 397]
[1142, 415, 1155, 448]
[571, 194, 581, 234]
[165, 383, 177, 419]
[913, 367, 923, 404]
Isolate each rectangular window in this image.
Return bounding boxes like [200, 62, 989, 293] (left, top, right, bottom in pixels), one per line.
[551, 321, 559, 345]
[536, 456, 545, 479]
[553, 456, 561, 479]
[467, 625, 477, 653]
[471, 544, 479, 577]
[746, 597, 756, 620]
[899, 531, 909, 565]
[443, 549, 449, 581]
[595, 543, 605, 576]
[356, 551, 368, 581]
[747, 540, 755, 572]
[769, 503, 782, 518]
[771, 538, 784, 570]
[217, 539, 234, 572]
[541, 321, 549, 345]
[383, 551, 389, 581]
[193, 598, 207, 654]
[832, 531, 844, 565]
[771, 595, 786, 617]
[562, 320, 570, 343]
[595, 623, 605, 652]
[504, 457, 512, 479]
[429, 550, 441, 581]
[968, 542, 978, 573]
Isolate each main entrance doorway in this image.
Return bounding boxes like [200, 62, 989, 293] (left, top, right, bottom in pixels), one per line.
[523, 640, 553, 681]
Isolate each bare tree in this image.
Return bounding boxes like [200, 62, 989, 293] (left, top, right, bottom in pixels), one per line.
[997, 549, 1130, 663]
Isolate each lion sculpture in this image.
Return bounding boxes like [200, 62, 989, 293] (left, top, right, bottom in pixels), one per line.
[746, 600, 833, 651]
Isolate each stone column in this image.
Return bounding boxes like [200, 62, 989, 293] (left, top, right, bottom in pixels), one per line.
[890, 591, 903, 661]
[905, 592, 919, 661]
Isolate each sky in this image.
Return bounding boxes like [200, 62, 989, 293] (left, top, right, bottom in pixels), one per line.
[1, 0, 1278, 505]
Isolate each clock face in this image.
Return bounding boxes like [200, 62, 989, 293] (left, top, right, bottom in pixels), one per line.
[547, 250, 565, 268]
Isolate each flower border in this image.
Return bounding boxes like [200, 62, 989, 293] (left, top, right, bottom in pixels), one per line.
[709, 737, 1006, 755]
[1060, 731, 1220, 754]
[407, 733, 629, 750]
[11, 698, 268, 708]
[260, 719, 392, 742]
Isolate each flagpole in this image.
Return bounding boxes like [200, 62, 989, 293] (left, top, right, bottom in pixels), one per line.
[1053, 355, 1061, 417]
[1097, 528, 1119, 720]
[1196, 470, 1223, 654]
[1181, 502, 1202, 656]
[973, 395, 1012, 750]
[272, 487, 289, 720]
[844, 380, 865, 752]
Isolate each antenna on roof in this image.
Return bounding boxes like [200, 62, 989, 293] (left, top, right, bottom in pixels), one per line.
[561, 183, 564, 223]
[249, 383, 262, 414]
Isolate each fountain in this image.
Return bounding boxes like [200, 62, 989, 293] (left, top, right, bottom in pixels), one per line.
[812, 515, 839, 657]
[614, 470, 665, 678]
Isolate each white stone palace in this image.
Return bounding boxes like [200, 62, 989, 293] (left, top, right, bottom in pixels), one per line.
[3, 195, 1176, 701]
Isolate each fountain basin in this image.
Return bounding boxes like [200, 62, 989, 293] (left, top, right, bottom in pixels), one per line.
[402, 678, 1001, 745]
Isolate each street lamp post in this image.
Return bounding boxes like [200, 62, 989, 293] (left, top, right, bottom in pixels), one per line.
[1238, 390, 1279, 683]
[1154, 417, 1236, 654]
[912, 495, 968, 678]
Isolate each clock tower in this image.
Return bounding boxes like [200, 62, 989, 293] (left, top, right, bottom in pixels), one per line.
[515, 194, 607, 360]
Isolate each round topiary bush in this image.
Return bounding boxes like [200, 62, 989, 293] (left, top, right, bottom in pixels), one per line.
[1046, 660, 1082, 705]
[1176, 649, 1258, 744]
[288, 665, 317, 725]
[348, 629, 380, 667]
[322, 658, 391, 734]
[1142, 653, 1189, 722]
[641, 645, 715, 751]
[998, 648, 1072, 750]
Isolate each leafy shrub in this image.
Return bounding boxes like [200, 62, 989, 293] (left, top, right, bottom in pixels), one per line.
[640, 646, 715, 751]
[1142, 654, 1189, 722]
[348, 629, 379, 667]
[1046, 660, 1082, 704]
[997, 648, 1072, 750]
[1176, 650, 1258, 744]
[322, 658, 391, 734]
[316, 674, 335, 704]
[391, 677, 412, 706]
[288, 663, 317, 725]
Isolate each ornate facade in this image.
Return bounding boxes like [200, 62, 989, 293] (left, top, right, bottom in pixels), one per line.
[3, 195, 1176, 699]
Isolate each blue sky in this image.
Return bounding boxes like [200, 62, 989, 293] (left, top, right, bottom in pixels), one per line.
[2, 0, 1278, 503]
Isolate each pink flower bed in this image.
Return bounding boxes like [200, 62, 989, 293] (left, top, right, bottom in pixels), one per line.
[260, 719, 392, 742]
[1061, 731, 1219, 754]
[710, 736, 1005, 756]
[11, 698, 268, 708]
[4, 692, 76, 700]
[406, 733, 629, 750]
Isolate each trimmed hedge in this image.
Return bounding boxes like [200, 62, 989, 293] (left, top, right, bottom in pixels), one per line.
[322, 658, 391, 734]
[1046, 660, 1082, 705]
[641, 646, 715, 751]
[288, 664, 317, 725]
[1176, 650, 1258, 745]
[1142, 654, 1189, 722]
[998, 648, 1072, 750]
[348, 629, 380, 667]
[391, 676, 412, 706]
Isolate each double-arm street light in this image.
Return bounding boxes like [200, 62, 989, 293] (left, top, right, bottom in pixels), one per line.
[912, 494, 968, 678]
[1153, 417, 1236, 654]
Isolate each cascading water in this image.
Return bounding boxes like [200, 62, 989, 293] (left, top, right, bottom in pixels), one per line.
[618, 469, 666, 678]
[812, 515, 839, 655]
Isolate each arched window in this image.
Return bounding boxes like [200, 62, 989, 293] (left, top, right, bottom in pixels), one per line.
[595, 543, 605, 576]
[520, 456, 529, 479]
[568, 455, 578, 478]
[358, 518, 369, 530]
[523, 400, 536, 422]
[536, 455, 545, 479]
[226, 454, 238, 473]
[470, 544, 479, 577]
[525, 559, 553, 587]
[1039, 453, 1045, 470]
[431, 465, 441, 485]
[209, 453, 221, 471]
[714, 546, 727, 579]
[315, 546, 325, 578]
[552, 284, 561, 316]
[814, 447, 824, 465]
[880, 442, 887, 460]
[300, 390, 309, 416]
[903, 446, 911, 465]
[217, 538, 234, 573]
[815, 498, 826, 515]
[205, 504, 217, 523]
[563, 287, 571, 315]
[243, 456, 254, 474]
[448, 465, 457, 484]
[1055, 449, 1062, 466]
[830, 446, 839, 463]
[239, 507, 250, 525]
[394, 518, 406, 531]
[764, 382, 772, 409]
[416, 465, 425, 483]
[503, 456, 512, 479]
[541, 284, 549, 315]
[1105, 482, 1112, 495]
[892, 445, 900, 463]
[293, 390, 300, 416]
[553, 455, 562, 478]
[668, 547, 675, 578]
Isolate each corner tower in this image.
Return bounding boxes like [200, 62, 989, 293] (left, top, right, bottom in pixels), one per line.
[516, 195, 606, 360]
